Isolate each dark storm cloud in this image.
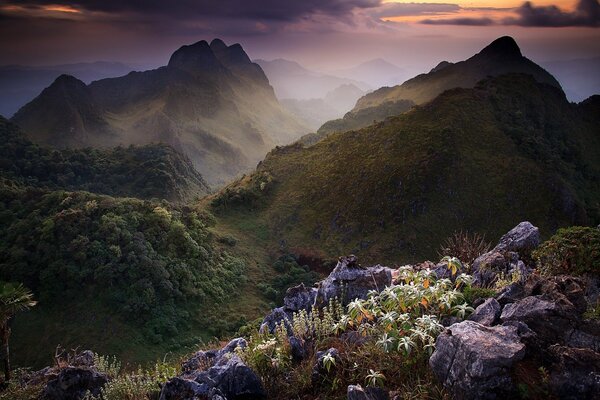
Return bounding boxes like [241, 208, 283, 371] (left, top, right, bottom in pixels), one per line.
[421, 17, 494, 25]
[0, 0, 382, 21]
[505, 0, 600, 27]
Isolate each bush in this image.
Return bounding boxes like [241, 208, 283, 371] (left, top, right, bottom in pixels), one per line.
[438, 231, 491, 266]
[533, 226, 600, 276]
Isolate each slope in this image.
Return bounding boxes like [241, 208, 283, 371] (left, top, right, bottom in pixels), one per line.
[209, 74, 600, 265]
[316, 36, 561, 138]
[12, 39, 309, 186]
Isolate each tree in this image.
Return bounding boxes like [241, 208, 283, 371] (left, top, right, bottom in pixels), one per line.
[0, 282, 36, 383]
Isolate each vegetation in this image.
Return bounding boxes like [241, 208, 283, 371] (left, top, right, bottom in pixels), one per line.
[0, 117, 208, 202]
[0, 182, 249, 367]
[210, 75, 600, 264]
[235, 268, 473, 399]
[438, 231, 491, 266]
[533, 226, 600, 276]
[0, 283, 36, 383]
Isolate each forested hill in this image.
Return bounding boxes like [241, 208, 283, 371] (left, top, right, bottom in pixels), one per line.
[0, 116, 209, 202]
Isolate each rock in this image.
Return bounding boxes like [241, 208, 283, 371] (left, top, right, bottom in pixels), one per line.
[316, 256, 393, 306]
[181, 338, 246, 374]
[493, 221, 540, 256]
[283, 283, 317, 312]
[40, 367, 109, 400]
[548, 345, 600, 400]
[217, 338, 247, 357]
[469, 298, 501, 326]
[440, 315, 461, 327]
[72, 350, 95, 367]
[289, 336, 308, 362]
[347, 384, 389, 400]
[158, 377, 214, 400]
[496, 281, 528, 305]
[312, 348, 340, 385]
[472, 251, 507, 287]
[500, 295, 577, 345]
[195, 354, 266, 399]
[429, 321, 526, 399]
[259, 307, 292, 334]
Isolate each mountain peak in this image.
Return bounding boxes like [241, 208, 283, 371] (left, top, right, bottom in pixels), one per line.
[479, 36, 522, 58]
[211, 40, 252, 66]
[51, 74, 87, 89]
[167, 40, 222, 72]
[209, 38, 227, 52]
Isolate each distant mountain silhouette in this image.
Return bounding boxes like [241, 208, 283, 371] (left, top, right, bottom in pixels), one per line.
[255, 58, 369, 100]
[542, 57, 600, 102]
[332, 58, 408, 89]
[12, 39, 309, 186]
[315, 36, 563, 139]
[0, 61, 132, 117]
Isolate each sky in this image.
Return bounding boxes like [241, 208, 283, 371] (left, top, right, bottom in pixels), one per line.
[0, 0, 599, 73]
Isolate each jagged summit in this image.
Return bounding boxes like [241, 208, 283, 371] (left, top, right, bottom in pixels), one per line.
[477, 36, 522, 58]
[430, 61, 453, 73]
[211, 40, 252, 66]
[167, 40, 222, 72]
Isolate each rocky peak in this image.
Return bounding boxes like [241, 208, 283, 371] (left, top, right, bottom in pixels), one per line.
[430, 60, 453, 73]
[210, 39, 252, 67]
[167, 40, 222, 72]
[477, 36, 522, 59]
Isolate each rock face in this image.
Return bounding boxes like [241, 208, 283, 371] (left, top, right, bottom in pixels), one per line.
[430, 321, 526, 399]
[492, 221, 540, 255]
[161, 338, 264, 400]
[40, 366, 109, 400]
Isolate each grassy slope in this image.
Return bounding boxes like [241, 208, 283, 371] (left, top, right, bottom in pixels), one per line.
[209, 75, 600, 266]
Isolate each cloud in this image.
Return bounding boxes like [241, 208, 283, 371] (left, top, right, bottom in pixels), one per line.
[368, 2, 460, 19]
[505, 0, 600, 27]
[0, 0, 382, 21]
[418, 0, 600, 27]
[420, 17, 494, 26]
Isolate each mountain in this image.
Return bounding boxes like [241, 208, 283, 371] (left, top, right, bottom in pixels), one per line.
[333, 58, 408, 89]
[255, 58, 370, 100]
[11, 39, 309, 186]
[209, 74, 600, 265]
[0, 62, 132, 118]
[0, 116, 209, 201]
[542, 57, 600, 103]
[280, 84, 366, 130]
[316, 36, 562, 139]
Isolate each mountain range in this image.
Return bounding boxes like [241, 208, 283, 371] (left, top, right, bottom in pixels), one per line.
[316, 36, 563, 138]
[11, 39, 309, 186]
[211, 71, 600, 264]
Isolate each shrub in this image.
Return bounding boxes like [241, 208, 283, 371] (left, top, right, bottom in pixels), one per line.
[438, 231, 491, 266]
[533, 226, 600, 276]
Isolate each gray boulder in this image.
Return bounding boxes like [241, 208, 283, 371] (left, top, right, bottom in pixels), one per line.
[312, 348, 340, 385]
[40, 366, 109, 400]
[284, 283, 317, 312]
[195, 354, 266, 399]
[259, 307, 292, 334]
[469, 298, 501, 326]
[429, 321, 526, 399]
[493, 221, 540, 256]
[347, 384, 389, 400]
[471, 251, 507, 287]
[316, 256, 393, 306]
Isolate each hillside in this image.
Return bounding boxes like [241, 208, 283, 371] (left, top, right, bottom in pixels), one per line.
[316, 36, 561, 138]
[0, 116, 208, 202]
[11, 39, 309, 186]
[209, 74, 600, 265]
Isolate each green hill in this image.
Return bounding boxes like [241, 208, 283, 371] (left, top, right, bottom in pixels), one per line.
[0, 116, 209, 202]
[209, 74, 600, 265]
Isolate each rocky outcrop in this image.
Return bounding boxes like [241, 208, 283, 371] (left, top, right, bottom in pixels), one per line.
[261, 255, 393, 334]
[160, 338, 264, 400]
[493, 221, 540, 255]
[312, 348, 340, 386]
[429, 321, 526, 399]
